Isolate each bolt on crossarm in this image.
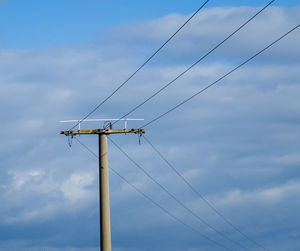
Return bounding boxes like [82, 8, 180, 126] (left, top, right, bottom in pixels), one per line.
[60, 128, 146, 251]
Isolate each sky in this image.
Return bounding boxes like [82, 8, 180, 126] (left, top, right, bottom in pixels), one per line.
[0, 0, 300, 250]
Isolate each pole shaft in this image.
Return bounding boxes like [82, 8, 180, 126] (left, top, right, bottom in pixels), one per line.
[99, 134, 112, 251]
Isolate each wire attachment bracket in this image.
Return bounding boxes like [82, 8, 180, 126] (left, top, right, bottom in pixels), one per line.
[68, 131, 74, 147]
[138, 129, 143, 145]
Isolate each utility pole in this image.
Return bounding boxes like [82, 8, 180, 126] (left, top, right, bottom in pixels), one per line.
[60, 127, 145, 251]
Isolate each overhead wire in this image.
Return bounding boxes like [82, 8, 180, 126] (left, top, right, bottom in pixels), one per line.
[64, 2, 297, 250]
[108, 136, 252, 251]
[112, 0, 275, 126]
[143, 134, 269, 251]
[69, 0, 210, 131]
[73, 136, 233, 251]
[140, 23, 300, 128]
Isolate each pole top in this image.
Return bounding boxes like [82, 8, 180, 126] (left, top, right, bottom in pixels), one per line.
[59, 118, 144, 130]
[60, 128, 145, 136]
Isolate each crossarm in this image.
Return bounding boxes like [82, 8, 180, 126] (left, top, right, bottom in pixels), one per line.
[60, 128, 145, 136]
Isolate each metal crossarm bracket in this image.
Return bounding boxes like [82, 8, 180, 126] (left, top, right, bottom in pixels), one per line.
[60, 128, 145, 136]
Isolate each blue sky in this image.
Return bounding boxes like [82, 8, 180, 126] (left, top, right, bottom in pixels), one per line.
[1, 0, 300, 250]
[0, 0, 299, 49]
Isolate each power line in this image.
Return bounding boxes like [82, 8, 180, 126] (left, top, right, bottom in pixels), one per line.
[141, 24, 300, 128]
[143, 134, 269, 251]
[69, 0, 210, 131]
[73, 136, 233, 251]
[112, 0, 275, 126]
[108, 136, 252, 251]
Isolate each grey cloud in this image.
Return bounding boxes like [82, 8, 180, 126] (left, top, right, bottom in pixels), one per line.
[0, 4, 300, 251]
[100, 7, 300, 65]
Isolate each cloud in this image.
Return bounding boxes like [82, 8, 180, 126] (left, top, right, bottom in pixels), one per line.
[61, 172, 96, 204]
[0, 4, 299, 251]
[100, 6, 300, 64]
[271, 153, 300, 165]
[218, 180, 300, 206]
[9, 169, 45, 191]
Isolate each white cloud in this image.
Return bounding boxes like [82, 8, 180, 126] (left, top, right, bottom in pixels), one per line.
[4, 203, 60, 224]
[9, 169, 45, 190]
[271, 153, 300, 165]
[103, 6, 300, 63]
[51, 89, 73, 101]
[61, 172, 96, 204]
[22, 119, 44, 131]
[0, 4, 299, 250]
[216, 180, 300, 210]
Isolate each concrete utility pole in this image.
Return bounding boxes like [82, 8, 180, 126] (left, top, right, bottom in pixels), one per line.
[60, 128, 145, 251]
